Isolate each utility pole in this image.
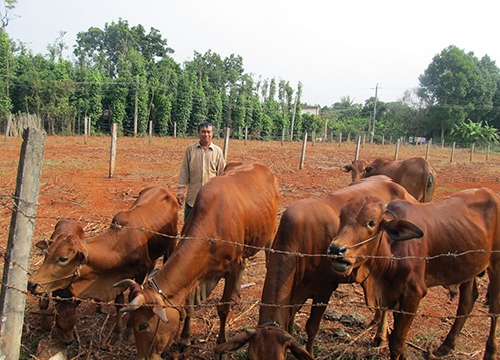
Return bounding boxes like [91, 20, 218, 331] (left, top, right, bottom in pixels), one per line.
[290, 94, 298, 141]
[371, 83, 379, 143]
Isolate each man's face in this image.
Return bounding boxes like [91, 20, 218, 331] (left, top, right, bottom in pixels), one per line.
[198, 126, 213, 145]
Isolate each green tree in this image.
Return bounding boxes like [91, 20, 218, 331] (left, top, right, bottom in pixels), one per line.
[450, 119, 499, 145]
[0, 29, 13, 121]
[418, 45, 497, 140]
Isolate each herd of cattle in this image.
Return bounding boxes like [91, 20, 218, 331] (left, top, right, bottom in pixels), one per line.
[27, 157, 500, 360]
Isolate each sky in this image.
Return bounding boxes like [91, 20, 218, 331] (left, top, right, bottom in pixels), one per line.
[5, 0, 500, 106]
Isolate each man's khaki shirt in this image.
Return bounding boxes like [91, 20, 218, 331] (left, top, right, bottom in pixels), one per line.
[177, 141, 226, 207]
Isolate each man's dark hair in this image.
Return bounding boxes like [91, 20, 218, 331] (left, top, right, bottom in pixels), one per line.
[198, 121, 213, 131]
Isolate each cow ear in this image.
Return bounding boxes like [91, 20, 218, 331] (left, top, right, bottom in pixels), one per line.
[153, 306, 169, 323]
[78, 249, 88, 265]
[382, 219, 423, 241]
[35, 240, 51, 251]
[214, 329, 254, 353]
[341, 165, 352, 173]
[364, 165, 375, 175]
[287, 338, 314, 360]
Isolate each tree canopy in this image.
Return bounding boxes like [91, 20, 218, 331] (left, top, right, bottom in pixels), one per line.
[0, 5, 498, 145]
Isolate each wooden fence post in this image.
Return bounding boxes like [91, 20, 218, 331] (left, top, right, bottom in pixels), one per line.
[109, 123, 117, 178]
[223, 127, 230, 163]
[4, 114, 11, 142]
[84, 117, 88, 144]
[425, 138, 432, 160]
[0, 128, 46, 360]
[450, 142, 456, 163]
[148, 121, 153, 145]
[394, 139, 400, 160]
[487, 142, 491, 161]
[470, 143, 475, 162]
[355, 136, 361, 160]
[299, 132, 308, 170]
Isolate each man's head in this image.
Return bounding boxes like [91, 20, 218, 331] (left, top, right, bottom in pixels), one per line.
[198, 121, 213, 147]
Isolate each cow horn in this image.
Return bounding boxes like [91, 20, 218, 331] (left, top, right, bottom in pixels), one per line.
[113, 278, 139, 290]
[120, 293, 146, 312]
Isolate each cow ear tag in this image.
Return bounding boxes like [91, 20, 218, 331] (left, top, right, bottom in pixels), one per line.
[148, 268, 161, 280]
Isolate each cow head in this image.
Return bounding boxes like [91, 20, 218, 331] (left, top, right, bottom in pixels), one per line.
[114, 278, 183, 360]
[28, 234, 88, 295]
[341, 160, 367, 181]
[328, 195, 422, 276]
[214, 325, 313, 360]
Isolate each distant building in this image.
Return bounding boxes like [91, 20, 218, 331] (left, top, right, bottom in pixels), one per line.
[301, 106, 320, 116]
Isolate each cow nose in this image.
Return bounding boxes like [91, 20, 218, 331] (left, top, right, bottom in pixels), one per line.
[27, 281, 38, 293]
[328, 243, 346, 257]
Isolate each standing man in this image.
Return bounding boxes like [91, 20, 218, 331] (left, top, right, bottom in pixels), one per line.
[177, 121, 226, 220]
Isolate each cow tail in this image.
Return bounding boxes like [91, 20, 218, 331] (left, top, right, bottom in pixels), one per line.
[424, 163, 435, 203]
[423, 162, 431, 203]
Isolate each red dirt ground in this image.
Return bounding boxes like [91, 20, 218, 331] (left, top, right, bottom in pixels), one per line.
[1, 135, 500, 359]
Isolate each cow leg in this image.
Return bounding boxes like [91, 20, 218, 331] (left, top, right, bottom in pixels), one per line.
[216, 261, 245, 360]
[38, 296, 54, 331]
[484, 273, 500, 360]
[390, 297, 421, 360]
[100, 293, 127, 346]
[434, 279, 478, 356]
[179, 292, 194, 349]
[305, 302, 327, 355]
[372, 309, 389, 347]
[54, 299, 79, 345]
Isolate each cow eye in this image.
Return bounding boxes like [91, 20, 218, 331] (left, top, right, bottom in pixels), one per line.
[57, 256, 68, 263]
[138, 323, 150, 332]
[368, 220, 376, 228]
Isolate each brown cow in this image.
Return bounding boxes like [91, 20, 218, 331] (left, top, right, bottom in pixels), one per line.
[328, 188, 500, 360]
[114, 160, 280, 360]
[28, 186, 178, 343]
[31, 219, 84, 344]
[215, 175, 418, 359]
[342, 157, 437, 203]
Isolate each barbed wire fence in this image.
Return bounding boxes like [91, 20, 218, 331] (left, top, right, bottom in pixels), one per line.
[1, 130, 499, 359]
[0, 210, 497, 357]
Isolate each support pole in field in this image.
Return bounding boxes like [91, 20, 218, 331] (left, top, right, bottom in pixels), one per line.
[223, 127, 230, 163]
[355, 136, 361, 160]
[487, 142, 490, 161]
[84, 117, 88, 144]
[425, 138, 432, 160]
[244, 126, 248, 145]
[470, 143, 475, 162]
[299, 132, 308, 170]
[394, 139, 400, 160]
[450, 142, 456, 163]
[109, 123, 117, 178]
[148, 121, 153, 145]
[4, 114, 11, 142]
[0, 128, 46, 360]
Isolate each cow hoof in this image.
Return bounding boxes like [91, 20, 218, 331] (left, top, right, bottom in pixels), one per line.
[433, 344, 453, 357]
[372, 336, 386, 347]
[217, 352, 229, 360]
